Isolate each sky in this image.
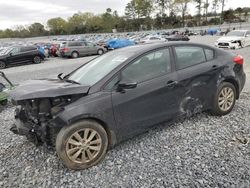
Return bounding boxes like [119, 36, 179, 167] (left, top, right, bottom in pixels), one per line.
[0, 0, 249, 30]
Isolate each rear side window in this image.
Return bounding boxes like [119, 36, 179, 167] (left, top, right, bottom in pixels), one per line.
[68, 42, 82, 47]
[20, 46, 37, 52]
[204, 48, 214, 61]
[174, 46, 206, 70]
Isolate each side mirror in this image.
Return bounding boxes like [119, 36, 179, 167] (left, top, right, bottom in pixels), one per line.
[117, 82, 137, 92]
[246, 35, 250, 37]
[9, 52, 12, 56]
[0, 83, 6, 92]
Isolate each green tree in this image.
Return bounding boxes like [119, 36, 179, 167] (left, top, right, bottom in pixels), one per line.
[28, 22, 46, 36]
[174, 0, 191, 27]
[194, 0, 202, 26]
[222, 9, 235, 23]
[47, 17, 67, 35]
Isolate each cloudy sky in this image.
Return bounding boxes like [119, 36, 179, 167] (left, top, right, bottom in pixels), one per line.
[0, 0, 249, 29]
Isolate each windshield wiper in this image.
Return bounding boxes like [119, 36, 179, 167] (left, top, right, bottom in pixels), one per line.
[65, 79, 81, 85]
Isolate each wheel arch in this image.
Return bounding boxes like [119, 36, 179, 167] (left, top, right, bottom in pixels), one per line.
[67, 116, 117, 149]
[71, 51, 79, 56]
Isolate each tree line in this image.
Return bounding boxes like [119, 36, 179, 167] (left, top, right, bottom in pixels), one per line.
[0, 0, 249, 38]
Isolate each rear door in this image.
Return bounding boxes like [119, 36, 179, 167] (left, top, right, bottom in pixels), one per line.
[111, 48, 180, 140]
[173, 45, 219, 114]
[19, 46, 37, 62]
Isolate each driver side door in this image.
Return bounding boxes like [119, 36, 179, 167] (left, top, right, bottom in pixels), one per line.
[111, 48, 180, 141]
[6, 47, 24, 65]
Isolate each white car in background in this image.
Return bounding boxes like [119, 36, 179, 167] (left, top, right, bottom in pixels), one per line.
[215, 30, 250, 49]
[139, 35, 167, 44]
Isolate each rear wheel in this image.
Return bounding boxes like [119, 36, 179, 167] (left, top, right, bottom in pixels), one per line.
[71, 51, 79, 58]
[211, 82, 236, 116]
[0, 61, 6, 69]
[97, 49, 104, 55]
[56, 120, 108, 170]
[33, 56, 42, 64]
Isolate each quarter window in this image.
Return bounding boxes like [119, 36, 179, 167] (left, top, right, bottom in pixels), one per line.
[122, 48, 171, 83]
[175, 46, 206, 70]
[204, 48, 214, 61]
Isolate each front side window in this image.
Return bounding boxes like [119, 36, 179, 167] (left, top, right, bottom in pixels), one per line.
[10, 48, 20, 55]
[175, 46, 206, 70]
[122, 48, 171, 83]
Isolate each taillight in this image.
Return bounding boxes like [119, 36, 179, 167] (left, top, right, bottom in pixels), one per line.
[233, 55, 244, 65]
[62, 48, 69, 52]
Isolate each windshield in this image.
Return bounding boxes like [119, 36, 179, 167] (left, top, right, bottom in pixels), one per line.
[68, 52, 130, 86]
[0, 47, 11, 55]
[227, 31, 245, 37]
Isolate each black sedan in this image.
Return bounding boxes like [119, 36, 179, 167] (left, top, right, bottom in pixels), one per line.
[9, 42, 246, 170]
[0, 46, 44, 69]
[164, 34, 190, 41]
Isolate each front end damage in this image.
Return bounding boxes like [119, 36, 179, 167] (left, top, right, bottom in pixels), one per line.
[11, 96, 79, 146]
[9, 79, 90, 146]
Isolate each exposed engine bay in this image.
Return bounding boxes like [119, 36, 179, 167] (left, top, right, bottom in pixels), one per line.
[11, 95, 81, 146]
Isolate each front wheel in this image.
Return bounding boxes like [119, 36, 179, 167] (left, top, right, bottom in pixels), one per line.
[56, 120, 108, 170]
[0, 61, 6, 69]
[210, 82, 236, 116]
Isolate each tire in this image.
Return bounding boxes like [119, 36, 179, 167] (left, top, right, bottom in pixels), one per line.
[97, 49, 104, 55]
[0, 61, 6, 69]
[71, 51, 79, 58]
[240, 41, 245, 48]
[33, 56, 42, 64]
[56, 120, 108, 170]
[210, 82, 236, 116]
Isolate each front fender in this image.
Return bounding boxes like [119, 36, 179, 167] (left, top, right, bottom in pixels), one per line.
[53, 91, 118, 146]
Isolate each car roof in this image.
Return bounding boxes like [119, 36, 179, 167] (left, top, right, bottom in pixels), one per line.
[113, 42, 215, 55]
[232, 30, 248, 32]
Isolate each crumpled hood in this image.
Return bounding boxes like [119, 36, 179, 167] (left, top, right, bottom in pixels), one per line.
[10, 79, 90, 101]
[217, 36, 244, 42]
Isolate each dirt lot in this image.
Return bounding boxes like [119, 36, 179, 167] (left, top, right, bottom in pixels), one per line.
[0, 36, 249, 188]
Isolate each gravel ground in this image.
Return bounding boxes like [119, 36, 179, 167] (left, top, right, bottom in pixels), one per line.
[0, 36, 250, 187]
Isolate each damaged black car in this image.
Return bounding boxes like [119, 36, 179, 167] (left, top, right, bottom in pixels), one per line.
[9, 42, 246, 170]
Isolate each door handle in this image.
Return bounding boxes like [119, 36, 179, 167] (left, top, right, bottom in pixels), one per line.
[166, 81, 178, 87]
[212, 65, 218, 70]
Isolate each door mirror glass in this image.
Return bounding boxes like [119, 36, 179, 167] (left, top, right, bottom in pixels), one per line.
[9, 52, 13, 56]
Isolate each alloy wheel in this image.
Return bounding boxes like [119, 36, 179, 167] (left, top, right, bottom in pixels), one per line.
[34, 56, 41, 64]
[0, 61, 6, 69]
[218, 87, 235, 112]
[66, 128, 102, 164]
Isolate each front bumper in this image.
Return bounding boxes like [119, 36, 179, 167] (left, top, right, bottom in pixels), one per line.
[10, 107, 62, 146]
[215, 41, 240, 49]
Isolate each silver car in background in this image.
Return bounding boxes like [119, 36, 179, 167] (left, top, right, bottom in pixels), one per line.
[59, 41, 107, 58]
